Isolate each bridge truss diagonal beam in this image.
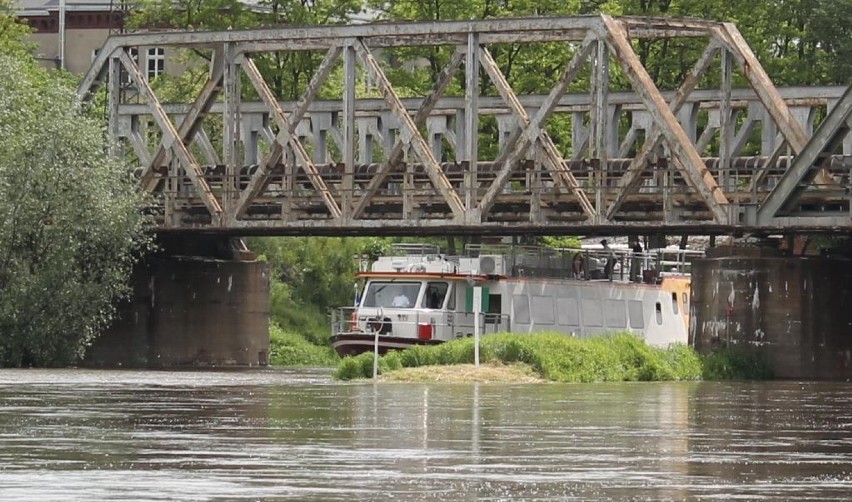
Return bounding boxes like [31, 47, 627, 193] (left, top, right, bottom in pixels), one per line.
[759, 85, 852, 221]
[139, 48, 226, 192]
[351, 47, 466, 220]
[606, 39, 721, 219]
[115, 49, 224, 221]
[239, 55, 342, 219]
[717, 23, 810, 155]
[234, 46, 342, 220]
[476, 37, 597, 219]
[600, 15, 729, 224]
[352, 39, 467, 220]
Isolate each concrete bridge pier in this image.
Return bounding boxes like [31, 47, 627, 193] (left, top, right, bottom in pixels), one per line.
[691, 246, 852, 379]
[86, 236, 270, 368]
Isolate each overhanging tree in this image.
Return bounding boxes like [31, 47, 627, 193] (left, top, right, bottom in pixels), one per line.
[0, 45, 149, 366]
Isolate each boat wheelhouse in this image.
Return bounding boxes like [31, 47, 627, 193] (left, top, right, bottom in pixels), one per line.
[330, 243, 701, 357]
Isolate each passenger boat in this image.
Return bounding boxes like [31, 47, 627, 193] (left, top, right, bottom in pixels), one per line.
[330, 243, 701, 357]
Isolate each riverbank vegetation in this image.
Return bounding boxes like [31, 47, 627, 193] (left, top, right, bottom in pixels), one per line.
[333, 332, 772, 382]
[0, 3, 148, 366]
[268, 323, 340, 366]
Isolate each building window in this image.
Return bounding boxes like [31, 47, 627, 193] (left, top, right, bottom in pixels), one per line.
[121, 47, 138, 85]
[147, 48, 165, 80]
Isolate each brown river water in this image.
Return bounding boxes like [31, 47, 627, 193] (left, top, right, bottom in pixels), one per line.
[1, 369, 852, 500]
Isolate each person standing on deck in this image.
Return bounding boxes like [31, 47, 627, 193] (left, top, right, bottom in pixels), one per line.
[630, 240, 643, 282]
[601, 239, 615, 279]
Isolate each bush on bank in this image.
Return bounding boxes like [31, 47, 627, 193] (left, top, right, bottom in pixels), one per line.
[268, 323, 340, 367]
[334, 332, 705, 382]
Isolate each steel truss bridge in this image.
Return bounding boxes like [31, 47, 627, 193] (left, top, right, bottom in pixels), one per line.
[78, 15, 852, 236]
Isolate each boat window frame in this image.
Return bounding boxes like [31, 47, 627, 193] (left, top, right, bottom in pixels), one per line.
[361, 280, 423, 309]
[422, 281, 450, 309]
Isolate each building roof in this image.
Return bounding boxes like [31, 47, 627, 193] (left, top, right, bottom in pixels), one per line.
[16, 1, 120, 16]
[15, 1, 273, 16]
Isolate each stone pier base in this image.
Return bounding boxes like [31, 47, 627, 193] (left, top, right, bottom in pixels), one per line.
[86, 255, 270, 367]
[691, 247, 852, 379]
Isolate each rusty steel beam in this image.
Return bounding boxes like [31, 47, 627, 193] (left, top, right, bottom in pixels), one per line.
[351, 49, 465, 219]
[476, 40, 596, 218]
[117, 49, 223, 222]
[601, 16, 729, 223]
[759, 85, 852, 221]
[234, 47, 342, 219]
[139, 48, 225, 192]
[606, 40, 720, 219]
[717, 23, 809, 154]
[239, 56, 342, 219]
[353, 39, 466, 220]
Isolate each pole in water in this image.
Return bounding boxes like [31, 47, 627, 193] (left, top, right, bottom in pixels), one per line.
[373, 329, 379, 379]
[473, 286, 482, 368]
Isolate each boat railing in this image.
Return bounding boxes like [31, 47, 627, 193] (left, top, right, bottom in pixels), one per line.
[463, 243, 702, 282]
[390, 242, 442, 256]
[332, 306, 511, 337]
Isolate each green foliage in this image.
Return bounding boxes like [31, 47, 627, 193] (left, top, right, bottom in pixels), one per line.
[0, 1, 32, 57]
[335, 351, 378, 380]
[540, 235, 583, 249]
[249, 237, 366, 343]
[334, 332, 705, 382]
[128, 0, 255, 31]
[268, 323, 339, 366]
[0, 52, 149, 366]
[701, 347, 774, 380]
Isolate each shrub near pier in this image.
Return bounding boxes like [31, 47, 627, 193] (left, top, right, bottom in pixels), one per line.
[334, 332, 705, 382]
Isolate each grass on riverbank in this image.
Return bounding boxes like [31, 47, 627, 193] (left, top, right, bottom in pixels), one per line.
[380, 363, 546, 383]
[334, 332, 706, 382]
[268, 323, 340, 366]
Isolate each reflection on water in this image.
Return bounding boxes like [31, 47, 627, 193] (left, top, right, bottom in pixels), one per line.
[1, 369, 852, 500]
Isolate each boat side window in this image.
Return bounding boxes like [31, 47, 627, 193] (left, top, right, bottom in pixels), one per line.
[422, 282, 449, 309]
[362, 281, 422, 309]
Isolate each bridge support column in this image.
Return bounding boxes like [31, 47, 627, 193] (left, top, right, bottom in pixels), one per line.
[86, 237, 270, 368]
[691, 247, 852, 379]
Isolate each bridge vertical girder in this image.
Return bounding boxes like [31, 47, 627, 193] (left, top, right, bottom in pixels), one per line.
[464, 33, 480, 213]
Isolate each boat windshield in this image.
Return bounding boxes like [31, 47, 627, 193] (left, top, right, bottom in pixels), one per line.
[362, 281, 421, 309]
